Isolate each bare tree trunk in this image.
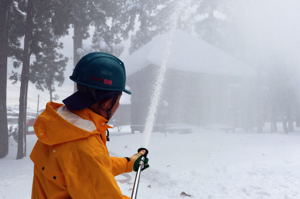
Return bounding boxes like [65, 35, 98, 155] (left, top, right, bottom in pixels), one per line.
[296, 109, 300, 128]
[282, 117, 288, 134]
[288, 120, 294, 132]
[270, 121, 277, 132]
[73, 23, 83, 65]
[0, 0, 11, 158]
[17, 0, 34, 159]
[287, 109, 294, 132]
[36, 94, 40, 117]
[50, 89, 53, 102]
[73, 22, 84, 91]
[270, 107, 277, 133]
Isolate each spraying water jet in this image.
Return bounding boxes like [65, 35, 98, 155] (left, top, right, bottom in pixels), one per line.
[142, 1, 190, 148]
[131, 2, 192, 198]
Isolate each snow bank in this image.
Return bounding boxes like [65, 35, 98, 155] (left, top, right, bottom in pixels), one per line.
[1, 128, 300, 199]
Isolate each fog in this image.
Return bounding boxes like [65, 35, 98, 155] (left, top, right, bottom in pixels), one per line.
[221, 0, 300, 132]
[229, 0, 300, 66]
[6, 0, 300, 134]
[122, 0, 300, 135]
[1, 0, 300, 198]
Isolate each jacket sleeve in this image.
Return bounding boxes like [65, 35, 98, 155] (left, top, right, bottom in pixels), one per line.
[57, 138, 130, 199]
[110, 157, 133, 176]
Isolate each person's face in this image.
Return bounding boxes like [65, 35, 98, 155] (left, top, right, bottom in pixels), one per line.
[90, 94, 122, 119]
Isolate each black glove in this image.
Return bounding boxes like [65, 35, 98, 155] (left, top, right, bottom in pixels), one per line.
[133, 148, 149, 172]
[133, 155, 149, 171]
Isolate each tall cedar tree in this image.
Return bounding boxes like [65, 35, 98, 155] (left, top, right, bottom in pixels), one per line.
[70, 0, 94, 64]
[0, 0, 26, 158]
[130, 0, 174, 53]
[16, 0, 35, 159]
[15, 0, 70, 159]
[194, 0, 229, 47]
[30, 38, 68, 101]
[0, 0, 11, 158]
[130, 0, 230, 53]
[91, 0, 138, 55]
[71, 0, 147, 64]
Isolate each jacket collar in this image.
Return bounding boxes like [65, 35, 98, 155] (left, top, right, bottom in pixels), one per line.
[34, 102, 111, 146]
[71, 108, 112, 132]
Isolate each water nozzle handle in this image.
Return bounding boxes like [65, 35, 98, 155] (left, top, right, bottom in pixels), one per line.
[137, 148, 149, 157]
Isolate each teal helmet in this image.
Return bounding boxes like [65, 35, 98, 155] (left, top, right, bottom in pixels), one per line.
[63, 52, 131, 111]
[70, 52, 131, 94]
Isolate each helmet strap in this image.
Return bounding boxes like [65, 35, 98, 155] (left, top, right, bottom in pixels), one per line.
[106, 95, 118, 119]
[89, 88, 98, 101]
[105, 96, 119, 142]
[106, 129, 110, 141]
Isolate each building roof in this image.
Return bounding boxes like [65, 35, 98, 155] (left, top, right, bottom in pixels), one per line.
[124, 30, 254, 77]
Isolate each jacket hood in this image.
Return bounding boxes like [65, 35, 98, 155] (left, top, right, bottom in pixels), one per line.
[34, 102, 104, 146]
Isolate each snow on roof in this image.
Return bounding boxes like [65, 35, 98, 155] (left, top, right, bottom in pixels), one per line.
[124, 30, 254, 77]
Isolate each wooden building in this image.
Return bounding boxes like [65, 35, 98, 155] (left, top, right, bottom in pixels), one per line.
[124, 30, 255, 132]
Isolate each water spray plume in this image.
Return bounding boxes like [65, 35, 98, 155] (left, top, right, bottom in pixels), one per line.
[142, 1, 189, 148]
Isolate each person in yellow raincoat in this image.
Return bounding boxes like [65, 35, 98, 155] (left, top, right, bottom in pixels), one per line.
[30, 52, 149, 199]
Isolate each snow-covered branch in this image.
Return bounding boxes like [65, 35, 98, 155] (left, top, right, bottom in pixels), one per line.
[12, 1, 27, 17]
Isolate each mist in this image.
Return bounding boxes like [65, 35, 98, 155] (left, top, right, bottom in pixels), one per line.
[122, 0, 300, 134]
[1, 0, 300, 198]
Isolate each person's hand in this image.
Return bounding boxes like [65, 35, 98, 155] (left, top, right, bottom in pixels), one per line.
[128, 148, 149, 172]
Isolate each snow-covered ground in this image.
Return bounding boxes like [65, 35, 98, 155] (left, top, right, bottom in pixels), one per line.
[1, 127, 300, 199]
[0, 136, 36, 199]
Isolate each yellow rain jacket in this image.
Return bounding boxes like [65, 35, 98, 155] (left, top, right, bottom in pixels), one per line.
[30, 102, 133, 199]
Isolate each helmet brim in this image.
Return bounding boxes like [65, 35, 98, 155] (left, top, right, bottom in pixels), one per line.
[123, 88, 132, 95]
